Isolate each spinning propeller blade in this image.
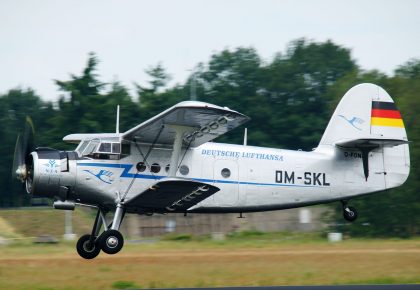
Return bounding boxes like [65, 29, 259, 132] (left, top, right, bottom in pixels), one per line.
[12, 116, 36, 188]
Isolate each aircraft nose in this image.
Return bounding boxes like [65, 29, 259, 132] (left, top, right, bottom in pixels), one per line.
[29, 150, 77, 200]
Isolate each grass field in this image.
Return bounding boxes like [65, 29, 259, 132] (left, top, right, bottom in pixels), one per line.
[0, 233, 419, 290]
[0, 208, 93, 238]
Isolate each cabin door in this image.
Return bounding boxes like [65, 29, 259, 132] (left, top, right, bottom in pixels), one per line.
[213, 159, 239, 206]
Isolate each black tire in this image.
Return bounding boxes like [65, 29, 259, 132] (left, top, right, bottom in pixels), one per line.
[76, 234, 100, 259]
[100, 230, 124, 255]
[343, 206, 358, 222]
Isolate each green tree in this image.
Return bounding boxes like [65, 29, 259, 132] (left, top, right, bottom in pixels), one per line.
[52, 52, 106, 139]
[136, 63, 186, 120]
[194, 40, 357, 149]
[103, 82, 140, 132]
[0, 88, 50, 206]
[261, 39, 357, 149]
[197, 47, 268, 145]
[49, 53, 140, 148]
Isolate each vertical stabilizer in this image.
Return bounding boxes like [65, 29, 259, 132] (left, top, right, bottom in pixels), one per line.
[319, 83, 410, 189]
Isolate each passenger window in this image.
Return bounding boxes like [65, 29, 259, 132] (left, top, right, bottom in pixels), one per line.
[221, 168, 231, 178]
[151, 163, 161, 173]
[136, 162, 146, 172]
[180, 165, 189, 175]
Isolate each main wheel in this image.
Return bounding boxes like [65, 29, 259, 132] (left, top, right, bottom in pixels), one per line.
[100, 230, 124, 255]
[76, 234, 100, 259]
[343, 206, 358, 222]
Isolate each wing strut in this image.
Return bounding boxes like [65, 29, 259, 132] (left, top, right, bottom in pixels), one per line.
[168, 125, 195, 177]
[121, 125, 165, 201]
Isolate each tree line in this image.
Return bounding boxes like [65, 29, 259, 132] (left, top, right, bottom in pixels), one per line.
[0, 39, 418, 237]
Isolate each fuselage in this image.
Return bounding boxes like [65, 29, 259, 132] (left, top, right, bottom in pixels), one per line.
[27, 86, 409, 215]
[64, 141, 388, 214]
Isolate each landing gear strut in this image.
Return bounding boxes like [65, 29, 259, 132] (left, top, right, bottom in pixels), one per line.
[76, 204, 126, 259]
[341, 201, 358, 222]
[100, 204, 125, 255]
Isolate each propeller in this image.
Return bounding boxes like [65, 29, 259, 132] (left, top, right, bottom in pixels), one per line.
[12, 116, 36, 192]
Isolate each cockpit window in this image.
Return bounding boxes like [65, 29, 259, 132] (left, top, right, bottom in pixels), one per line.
[112, 143, 121, 154]
[83, 139, 100, 155]
[77, 141, 89, 154]
[77, 140, 124, 159]
[98, 143, 112, 153]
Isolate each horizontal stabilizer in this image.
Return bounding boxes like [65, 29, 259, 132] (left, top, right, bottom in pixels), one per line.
[124, 178, 219, 213]
[335, 137, 409, 149]
[335, 137, 409, 181]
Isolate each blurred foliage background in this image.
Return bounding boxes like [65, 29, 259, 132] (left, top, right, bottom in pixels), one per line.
[0, 39, 418, 238]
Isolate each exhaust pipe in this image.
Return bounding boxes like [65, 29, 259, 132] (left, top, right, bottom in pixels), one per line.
[53, 200, 75, 210]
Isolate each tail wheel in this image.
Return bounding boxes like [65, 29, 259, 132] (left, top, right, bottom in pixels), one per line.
[100, 230, 124, 255]
[343, 206, 358, 222]
[76, 234, 100, 259]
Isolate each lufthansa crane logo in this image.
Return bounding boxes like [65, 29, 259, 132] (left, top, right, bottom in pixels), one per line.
[84, 169, 114, 184]
[338, 115, 364, 131]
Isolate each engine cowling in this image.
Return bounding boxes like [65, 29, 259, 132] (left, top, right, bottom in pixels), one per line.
[28, 149, 77, 201]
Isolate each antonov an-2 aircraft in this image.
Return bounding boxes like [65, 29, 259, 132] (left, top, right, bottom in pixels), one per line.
[13, 83, 410, 259]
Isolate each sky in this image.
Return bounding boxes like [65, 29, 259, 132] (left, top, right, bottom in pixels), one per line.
[1, 0, 419, 102]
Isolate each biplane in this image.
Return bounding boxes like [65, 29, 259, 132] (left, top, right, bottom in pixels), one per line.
[13, 83, 410, 259]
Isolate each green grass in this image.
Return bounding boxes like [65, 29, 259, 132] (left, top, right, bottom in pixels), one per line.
[0, 209, 419, 289]
[112, 280, 141, 289]
[0, 208, 94, 238]
[0, 236, 419, 290]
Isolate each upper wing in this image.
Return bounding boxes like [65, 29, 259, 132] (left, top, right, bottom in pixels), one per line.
[124, 178, 219, 213]
[122, 101, 250, 147]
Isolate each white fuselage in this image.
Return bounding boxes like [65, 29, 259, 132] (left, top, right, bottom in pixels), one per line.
[75, 141, 388, 213]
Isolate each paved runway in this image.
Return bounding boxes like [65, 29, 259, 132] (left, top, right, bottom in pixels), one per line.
[155, 285, 420, 290]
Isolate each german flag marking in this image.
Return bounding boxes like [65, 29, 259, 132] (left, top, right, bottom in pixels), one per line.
[371, 101, 404, 128]
[371, 117, 404, 127]
[372, 101, 397, 110]
[371, 109, 401, 119]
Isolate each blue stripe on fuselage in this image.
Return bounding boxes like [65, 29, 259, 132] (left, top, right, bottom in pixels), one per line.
[76, 162, 321, 188]
[77, 162, 161, 180]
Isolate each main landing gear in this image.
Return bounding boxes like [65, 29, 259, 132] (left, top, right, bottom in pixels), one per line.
[76, 204, 126, 259]
[341, 200, 358, 222]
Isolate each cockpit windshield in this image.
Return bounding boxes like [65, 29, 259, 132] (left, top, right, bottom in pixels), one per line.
[82, 139, 100, 156]
[76, 140, 89, 154]
[75, 139, 128, 159]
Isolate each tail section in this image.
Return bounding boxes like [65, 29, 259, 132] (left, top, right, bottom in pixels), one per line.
[319, 83, 410, 189]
